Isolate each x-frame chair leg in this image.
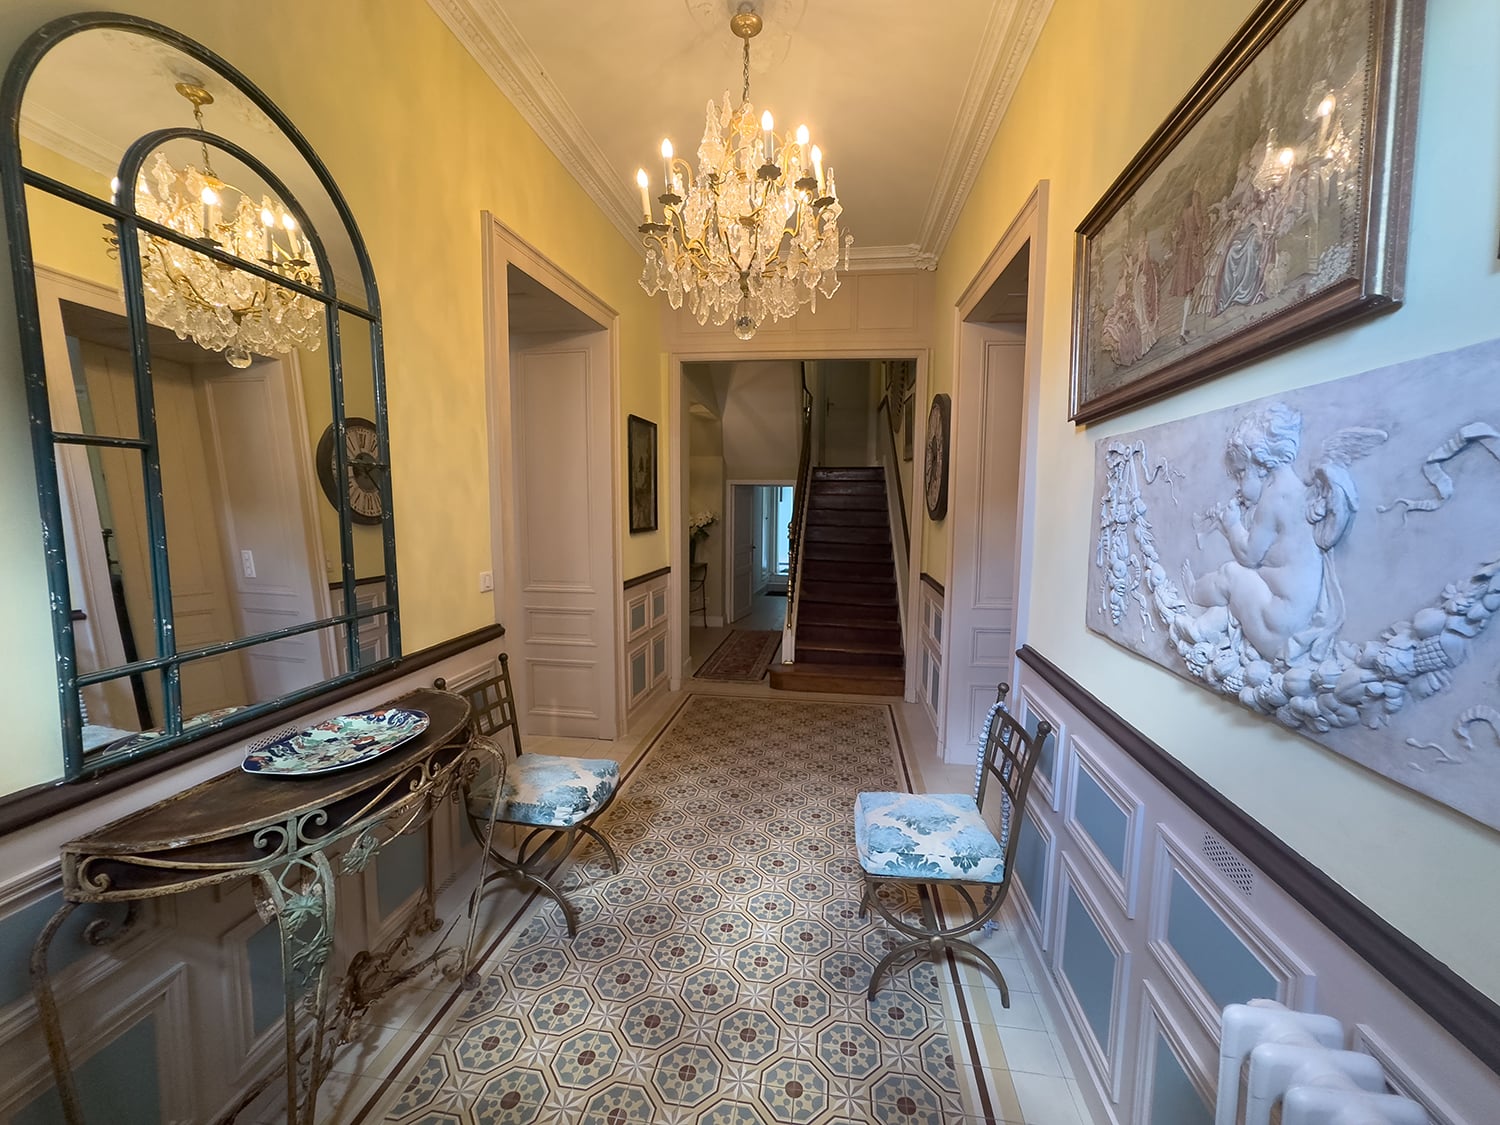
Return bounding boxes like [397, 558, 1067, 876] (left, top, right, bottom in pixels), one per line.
[861, 875, 1014, 1005]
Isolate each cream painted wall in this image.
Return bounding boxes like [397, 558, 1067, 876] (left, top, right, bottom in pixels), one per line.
[0, 0, 664, 793]
[720, 361, 802, 480]
[931, 0, 1500, 1001]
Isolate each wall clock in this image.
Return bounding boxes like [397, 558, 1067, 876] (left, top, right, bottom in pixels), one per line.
[924, 393, 950, 521]
[315, 417, 386, 524]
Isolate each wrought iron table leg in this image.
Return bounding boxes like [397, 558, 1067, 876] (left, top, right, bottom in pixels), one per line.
[256, 851, 338, 1125]
[30, 901, 84, 1125]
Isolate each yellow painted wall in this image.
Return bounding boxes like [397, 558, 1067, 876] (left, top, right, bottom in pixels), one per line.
[0, 0, 664, 793]
[932, 0, 1500, 1001]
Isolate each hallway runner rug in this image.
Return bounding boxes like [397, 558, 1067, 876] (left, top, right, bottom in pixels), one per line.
[693, 630, 783, 682]
[379, 694, 975, 1123]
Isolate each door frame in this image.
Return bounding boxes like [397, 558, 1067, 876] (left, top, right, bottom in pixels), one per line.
[668, 350, 928, 697]
[938, 181, 1049, 760]
[481, 213, 623, 737]
[724, 478, 795, 623]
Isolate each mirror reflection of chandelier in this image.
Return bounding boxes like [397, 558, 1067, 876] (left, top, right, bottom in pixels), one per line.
[112, 82, 323, 368]
[634, 6, 851, 341]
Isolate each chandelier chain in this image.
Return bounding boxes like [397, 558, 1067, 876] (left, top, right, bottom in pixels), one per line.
[742, 34, 751, 104]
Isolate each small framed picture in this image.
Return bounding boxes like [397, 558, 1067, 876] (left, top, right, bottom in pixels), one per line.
[627, 414, 657, 533]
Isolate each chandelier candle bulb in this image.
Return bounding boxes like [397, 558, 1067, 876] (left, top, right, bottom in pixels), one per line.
[636, 168, 652, 223]
[811, 145, 824, 194]
[761, 110, 774, 163]
[661, 138, 674, 190]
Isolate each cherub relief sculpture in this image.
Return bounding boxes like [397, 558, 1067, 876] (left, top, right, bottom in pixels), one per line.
[1180, 403, 1385, 662]
[1096, 402, 1500, 740]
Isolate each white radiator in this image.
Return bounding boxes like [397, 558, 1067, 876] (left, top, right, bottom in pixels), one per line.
[1216, 1001, 1429, 1125]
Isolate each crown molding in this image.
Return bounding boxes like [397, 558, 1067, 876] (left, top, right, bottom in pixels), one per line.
[425, 0, 643, 251]
[914, 0, 1055, 265]
[20, 104, 117, 177]
[847, 244, 937, 272]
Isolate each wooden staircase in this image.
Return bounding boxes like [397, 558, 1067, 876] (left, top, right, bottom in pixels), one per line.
[770, 467, 905, 696]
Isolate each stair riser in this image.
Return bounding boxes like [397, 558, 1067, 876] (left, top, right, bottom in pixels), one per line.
[795, 621, 902, 647]
[810, 482, 886, 498]
[801, 561, 894, 583]
[812, 468, 884, 481]
[805, 526, 891, 545]
[801, 582, 895, 606]
[795, 646, 903, 669]
[808, 494, 887, 511]
[807, 509, 887, 528]
[769, 665, 904, 696]
[798, 602, 901, 626]
[802, 543, 890, 563]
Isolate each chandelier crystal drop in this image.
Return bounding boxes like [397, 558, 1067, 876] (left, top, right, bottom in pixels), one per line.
[109, 83, 323, 368]
[635, 7, 851, 340]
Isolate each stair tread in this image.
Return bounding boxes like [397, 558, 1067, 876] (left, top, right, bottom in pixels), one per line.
[795, 636, 903, 655]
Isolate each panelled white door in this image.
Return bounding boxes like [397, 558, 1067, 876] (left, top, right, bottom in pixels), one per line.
[200, 358, 334, 699]
[730, 483, 756, 622]
[943, 324, 1025, 760]
[511, 330, 617, 738]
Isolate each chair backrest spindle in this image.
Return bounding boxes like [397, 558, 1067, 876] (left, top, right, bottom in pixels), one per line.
[973, 682, 1051, 881]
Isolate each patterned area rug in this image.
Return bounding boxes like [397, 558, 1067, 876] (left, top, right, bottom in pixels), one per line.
[381, 694, 969, 1124]
[693, 631, 783, 682]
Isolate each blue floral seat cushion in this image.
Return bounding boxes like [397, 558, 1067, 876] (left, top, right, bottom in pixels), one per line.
[468, 754, 619, 828]
[854, 791, 1006, 883]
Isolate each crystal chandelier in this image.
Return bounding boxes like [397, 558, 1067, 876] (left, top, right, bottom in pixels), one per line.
[109, 83, 323, 368]
[634, 7, 851, 340]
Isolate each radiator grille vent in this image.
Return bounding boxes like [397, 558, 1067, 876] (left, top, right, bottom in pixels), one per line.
[1202, 834, 1255, 898]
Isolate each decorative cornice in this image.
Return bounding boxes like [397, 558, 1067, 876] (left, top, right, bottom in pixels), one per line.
[848, 244, 937, 272]
[432, 0, 1054, 273]
[914, 0, 1055, 265]
[425, 0, 642, 251]
[20, 104, 116, 176]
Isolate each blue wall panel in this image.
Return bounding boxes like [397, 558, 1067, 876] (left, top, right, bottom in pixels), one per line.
[15, 1015, 160, 1125]
[1166, 871, 1276, 1012]
[1014, 812, 1049, 908]
[1060, 885, 1117, 1053]
[1149, 1031, 1212, 1125]
[1073, 766, 1129, 876]
[376, 831, 429, 919]
[247, 921, 286, 1035]
[0, 894, 132, 1009]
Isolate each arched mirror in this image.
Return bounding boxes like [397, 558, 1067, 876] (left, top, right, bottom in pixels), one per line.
[1, 14, 400, 782]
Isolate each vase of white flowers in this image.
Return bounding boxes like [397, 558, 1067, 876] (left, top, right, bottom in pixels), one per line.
[688, 510, 718, 565]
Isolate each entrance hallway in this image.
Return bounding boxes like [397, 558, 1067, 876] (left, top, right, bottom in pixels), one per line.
[688, 591, 787, 673]
[245, 679, 1091, 1125]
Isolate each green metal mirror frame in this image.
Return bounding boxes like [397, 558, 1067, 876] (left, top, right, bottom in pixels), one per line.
[0, 12, 401, 782]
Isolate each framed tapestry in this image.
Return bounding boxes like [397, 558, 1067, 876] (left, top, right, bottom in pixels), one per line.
[1069, 0, 1424, 424]
[627, 414, 657, 533]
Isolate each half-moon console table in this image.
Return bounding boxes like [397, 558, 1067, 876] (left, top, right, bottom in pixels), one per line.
[29, 686, 502, 1125]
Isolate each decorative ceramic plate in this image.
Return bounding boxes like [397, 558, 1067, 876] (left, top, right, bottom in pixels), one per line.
[240, 708, 430, 776]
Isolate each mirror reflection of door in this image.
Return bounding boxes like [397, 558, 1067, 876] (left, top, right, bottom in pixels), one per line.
[39, 270, 335, 744]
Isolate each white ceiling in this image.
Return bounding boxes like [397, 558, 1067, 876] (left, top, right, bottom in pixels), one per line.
[429, 0, 1054, 269]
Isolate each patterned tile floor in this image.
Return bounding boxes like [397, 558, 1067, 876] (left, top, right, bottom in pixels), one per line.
[299, 687, 1096, 1125]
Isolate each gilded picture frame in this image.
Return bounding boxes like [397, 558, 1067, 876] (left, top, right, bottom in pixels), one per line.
[1068, 0, 1424, 424]
[627, 414, 658, 533]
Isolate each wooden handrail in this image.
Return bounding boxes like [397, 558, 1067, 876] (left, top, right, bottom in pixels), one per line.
[782, 365, 815, 662]
[876, 394, 911, 561]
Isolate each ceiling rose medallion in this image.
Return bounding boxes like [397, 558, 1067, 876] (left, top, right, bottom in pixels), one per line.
[634, 4, 850, 340]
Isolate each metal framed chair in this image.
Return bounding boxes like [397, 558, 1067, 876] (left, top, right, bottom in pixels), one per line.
[854, 683, 1049, 1002]
[688, 563, 709, 628]
[442, 652, 622, 936]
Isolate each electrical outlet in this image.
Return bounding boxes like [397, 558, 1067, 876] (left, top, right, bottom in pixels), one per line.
[240, 549, 256, 579]
[478, 571, 493, 592]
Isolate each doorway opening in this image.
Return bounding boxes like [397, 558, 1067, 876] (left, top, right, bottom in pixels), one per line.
[936, 185, 1047, 760]
[484, 217, 623, 739]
